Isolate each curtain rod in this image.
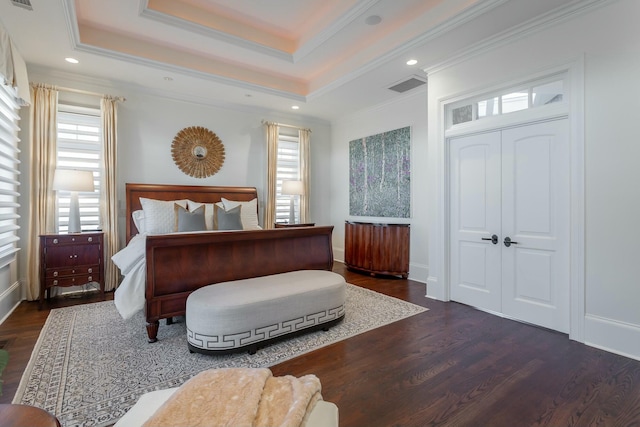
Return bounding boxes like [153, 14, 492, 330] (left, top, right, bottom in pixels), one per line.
[261, 120, 311, 133]
[31, 83, 126, 102]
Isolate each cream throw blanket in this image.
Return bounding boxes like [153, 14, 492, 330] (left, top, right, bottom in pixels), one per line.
[142, 368, 322, 427]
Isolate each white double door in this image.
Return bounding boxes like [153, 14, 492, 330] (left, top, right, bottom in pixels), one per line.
[449, 119, 570, 333]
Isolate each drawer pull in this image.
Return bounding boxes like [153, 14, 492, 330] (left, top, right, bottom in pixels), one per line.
[88, 237, 93, 242]
[88, 276, 92, 281]
[71, 237, 76, 242]
[53, 280, 58, 285]
[72, 269, 75, 274]
[53, 239, 58, 244]
[88, 268, 92, 273]
[53, 271, 58, 277]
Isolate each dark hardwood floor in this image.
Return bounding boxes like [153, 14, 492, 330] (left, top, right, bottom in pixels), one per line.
[1, 263, 640, 426]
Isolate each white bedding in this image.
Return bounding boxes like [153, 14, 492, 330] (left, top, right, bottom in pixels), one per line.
[113, 233, 147, 319]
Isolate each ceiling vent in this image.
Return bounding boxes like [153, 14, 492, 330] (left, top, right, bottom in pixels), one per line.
[11, 0, 33, 10]
[388, 76, 426, 93]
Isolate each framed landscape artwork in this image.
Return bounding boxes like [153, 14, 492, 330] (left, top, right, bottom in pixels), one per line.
[349, 126, 411, 218]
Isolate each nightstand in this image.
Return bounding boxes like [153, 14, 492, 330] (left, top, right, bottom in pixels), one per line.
[274, 223, 316, 228]
[39, 232, 104, 307]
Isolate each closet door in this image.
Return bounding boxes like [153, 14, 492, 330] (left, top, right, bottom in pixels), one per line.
[501, 120, 570, 332]
[449, 131, 502, 312]
[449, 119, 570, 333]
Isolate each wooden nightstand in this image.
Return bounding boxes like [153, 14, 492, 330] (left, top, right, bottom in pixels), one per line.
[274, 223, 316, 228]
[39, 232, 104, 307]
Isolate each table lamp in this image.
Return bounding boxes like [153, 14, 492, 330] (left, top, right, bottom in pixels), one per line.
[281, 180, 303, 224]
[52, 169, 95, 233]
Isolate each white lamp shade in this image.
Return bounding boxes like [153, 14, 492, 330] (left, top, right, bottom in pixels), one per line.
[281, 180, 304, 195]
[52, 169, 95, 192]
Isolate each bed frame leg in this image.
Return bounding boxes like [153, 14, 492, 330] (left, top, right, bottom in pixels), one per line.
[146, 321, 159, 343]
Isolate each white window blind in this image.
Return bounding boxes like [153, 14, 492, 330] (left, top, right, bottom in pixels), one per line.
[0, 83, 21, 269]
[275, 133, 300, 224]
[56, 105, 101, 233]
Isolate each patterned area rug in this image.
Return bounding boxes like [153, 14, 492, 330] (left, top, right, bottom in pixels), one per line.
[13, 284, 427, 427]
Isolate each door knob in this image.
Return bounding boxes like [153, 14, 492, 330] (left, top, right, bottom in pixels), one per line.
[481, 234, 498, 245]
[504, 236, 519, 247]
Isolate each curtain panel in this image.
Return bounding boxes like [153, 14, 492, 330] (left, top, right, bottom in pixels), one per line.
[100, 97, 119, 292]
[299, 129, 311, 224]
[26, 84, 58, 301]
[264, 123, 279, 229]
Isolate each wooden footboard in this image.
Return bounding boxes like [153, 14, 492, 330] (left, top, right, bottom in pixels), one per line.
[144, 226, 334, 342]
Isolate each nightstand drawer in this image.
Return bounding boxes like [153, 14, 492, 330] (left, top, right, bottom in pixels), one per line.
[45, 264, 100, 279]
[45, 273, 101, 288]
[43, 234, 102, 246]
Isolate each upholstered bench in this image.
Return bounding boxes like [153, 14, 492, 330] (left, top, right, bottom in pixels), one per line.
[186, 270, 346, 354]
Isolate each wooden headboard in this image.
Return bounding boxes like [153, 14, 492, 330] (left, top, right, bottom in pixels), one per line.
[125, 183, 259, 242]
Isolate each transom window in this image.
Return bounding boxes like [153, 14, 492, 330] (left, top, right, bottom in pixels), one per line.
[447, 76, 565, 128]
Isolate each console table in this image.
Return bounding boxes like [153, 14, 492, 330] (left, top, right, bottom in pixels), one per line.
[344, 221, 410, 278]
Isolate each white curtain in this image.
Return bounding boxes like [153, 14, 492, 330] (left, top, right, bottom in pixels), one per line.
[264, 123, 279, 229]
[299, 128, 311, 223]
[26, 84, 58, 301]
[100, 97, 120, 291]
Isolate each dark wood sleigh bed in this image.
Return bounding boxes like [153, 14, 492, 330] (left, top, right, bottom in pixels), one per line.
[125, 183, 335, 342]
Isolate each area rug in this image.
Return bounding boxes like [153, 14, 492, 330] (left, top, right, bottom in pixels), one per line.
[13, 284, 427, 427]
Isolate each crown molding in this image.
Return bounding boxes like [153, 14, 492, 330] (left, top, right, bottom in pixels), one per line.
[27, 64, 331, 125]
[307, 0, 509, 101]
[292, 0, 381, 63]
[424, 0, 617, 75]
[139, 3, 294, 63]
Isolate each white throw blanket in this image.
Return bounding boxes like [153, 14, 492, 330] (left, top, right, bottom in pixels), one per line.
[112, 233, 147, 319]
[142, 368, 322, 427]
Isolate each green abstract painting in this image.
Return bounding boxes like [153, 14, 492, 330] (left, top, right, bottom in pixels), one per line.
[349, 126, 411, 217]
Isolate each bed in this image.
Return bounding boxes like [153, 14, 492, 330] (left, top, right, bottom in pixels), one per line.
[118, 183, 335, 342]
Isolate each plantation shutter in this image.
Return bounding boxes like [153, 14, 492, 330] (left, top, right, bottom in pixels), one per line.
[275, 134, 300, 224]
[0, 82, 21, 268]
[56, 105, 101, 233]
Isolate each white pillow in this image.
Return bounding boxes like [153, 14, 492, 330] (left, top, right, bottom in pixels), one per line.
[187, 200, 225, 231]
[221, 197, 261, 230]
[139, 198, 188, 234]
[132, 209, 146, 234]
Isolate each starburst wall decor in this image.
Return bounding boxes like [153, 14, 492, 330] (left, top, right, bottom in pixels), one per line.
[171, 126, 225, 178]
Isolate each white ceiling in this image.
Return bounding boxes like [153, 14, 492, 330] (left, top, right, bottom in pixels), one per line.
[0, 0, 585, 121]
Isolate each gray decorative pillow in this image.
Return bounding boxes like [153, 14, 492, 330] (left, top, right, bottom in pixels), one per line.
[213, 204, 243, 230]
[174, 204, 206, 232]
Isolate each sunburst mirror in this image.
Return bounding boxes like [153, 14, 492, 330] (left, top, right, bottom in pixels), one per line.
[171, 126, 225, 178]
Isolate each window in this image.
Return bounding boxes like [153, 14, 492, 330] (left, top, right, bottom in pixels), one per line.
[275, 132, 300, 224]
[446, 75, 565, 128]
[56, 105, 101, 233]
[0, 82, 21, 268]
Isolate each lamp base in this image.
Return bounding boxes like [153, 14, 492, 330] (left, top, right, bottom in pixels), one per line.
[289, 196, 296, 224]
[68, 192, 81, 233]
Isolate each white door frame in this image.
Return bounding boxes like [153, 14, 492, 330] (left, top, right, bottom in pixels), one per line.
[426, 58, 585, 342]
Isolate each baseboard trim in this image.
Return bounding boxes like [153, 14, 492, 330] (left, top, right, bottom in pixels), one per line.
[584, 314, 640, 362]
[0, 280, 23, 326]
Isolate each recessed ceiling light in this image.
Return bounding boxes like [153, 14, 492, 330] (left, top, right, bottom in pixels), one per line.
[65, 57, 79, 64]
[365, 15, 382, 25]
[291, 105, 300, 110]
[406, 59, 418, 66]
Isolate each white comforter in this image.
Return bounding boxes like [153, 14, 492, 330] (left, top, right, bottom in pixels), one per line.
[112, 233, 147, 319]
